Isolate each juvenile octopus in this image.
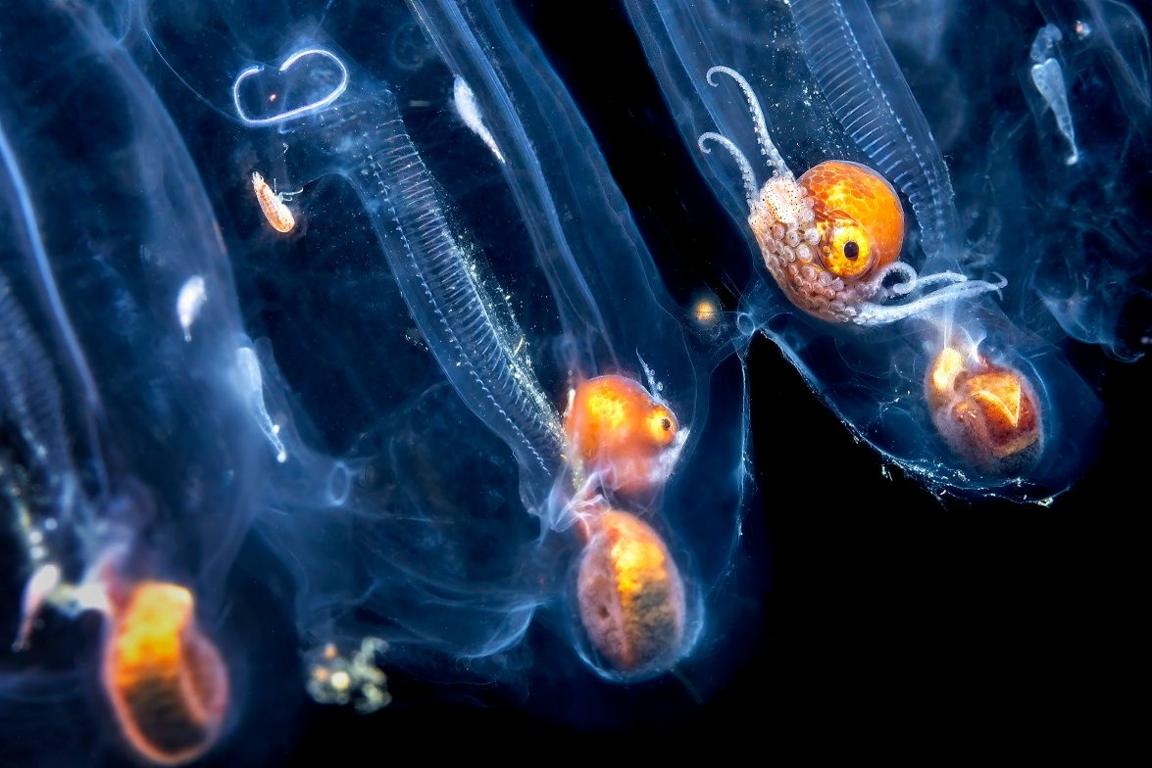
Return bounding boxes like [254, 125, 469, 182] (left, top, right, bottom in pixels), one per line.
[698, 66, 1004, 325]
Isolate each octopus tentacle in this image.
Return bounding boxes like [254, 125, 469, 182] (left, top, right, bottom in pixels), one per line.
[698, 131, 759, 207]
[868, 261, 918, 299]
[854, 275, 1008, 326]
[904, 271, 972, 291]
[869, 263, 975, 301]
[705, 66, 792, 178]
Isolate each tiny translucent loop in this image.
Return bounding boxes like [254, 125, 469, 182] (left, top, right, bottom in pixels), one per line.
[232, 48, 350, 127]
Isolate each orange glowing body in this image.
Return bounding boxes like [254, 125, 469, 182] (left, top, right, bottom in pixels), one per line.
[577, 510, 686, 675]
[565, 375, 680, 496]
[102, 581, 229, 766]
[927, 346, 1042, 472]
[692, 297, 719, 327]
[750, 160, 905, 323]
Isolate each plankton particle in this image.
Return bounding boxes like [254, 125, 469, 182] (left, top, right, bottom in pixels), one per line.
[251, 171, 296, 233]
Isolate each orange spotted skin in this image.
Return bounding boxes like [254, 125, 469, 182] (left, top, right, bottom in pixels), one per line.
[749, 160, 906, 322]
[102, 582, 229, 766]
[801, 160, 904, 277]
[565, 375, 678, 495]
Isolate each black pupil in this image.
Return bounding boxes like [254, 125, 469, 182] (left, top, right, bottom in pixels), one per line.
[661, 418, 672, 431]
[844, 241, 860, 261]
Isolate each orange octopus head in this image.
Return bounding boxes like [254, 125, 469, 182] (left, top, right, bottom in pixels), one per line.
[799, 160, 905, 281]
[564, 375, 682, 497]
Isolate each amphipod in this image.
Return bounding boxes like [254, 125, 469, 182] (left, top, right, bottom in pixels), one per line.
[251, 171, 295, 233]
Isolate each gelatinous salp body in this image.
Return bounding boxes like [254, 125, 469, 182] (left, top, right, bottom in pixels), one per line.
[102, 581, 229, 766]
[1, 0, 261, 762]
[894, 1, 1152, 361]
[134, 0, 740, 709]
[859, 1, 1151, 360]
[231, 43, 565, 501]
[139, 6, 560, 673]
[398, 0, 727, 689]
[626, 0, 1104, 500]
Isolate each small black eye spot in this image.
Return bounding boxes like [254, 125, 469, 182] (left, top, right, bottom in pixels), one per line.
[661, 417, 672, 432]
[844, 240, 860, 261]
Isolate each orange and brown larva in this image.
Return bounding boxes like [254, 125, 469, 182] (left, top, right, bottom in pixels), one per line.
[101, 581, 230, 766]
[576, 510, 687, 676]
[926, 346, 1043, 473]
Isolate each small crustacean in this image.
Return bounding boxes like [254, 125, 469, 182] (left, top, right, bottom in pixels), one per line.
[251, 171, 296, 233]
[698, 66, 1004, 325]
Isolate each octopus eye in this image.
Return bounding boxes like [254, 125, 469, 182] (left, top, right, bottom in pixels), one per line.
[646, 406, 677, 447]
[799, 160, 905, 280]
[822, 223, 873, 279]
